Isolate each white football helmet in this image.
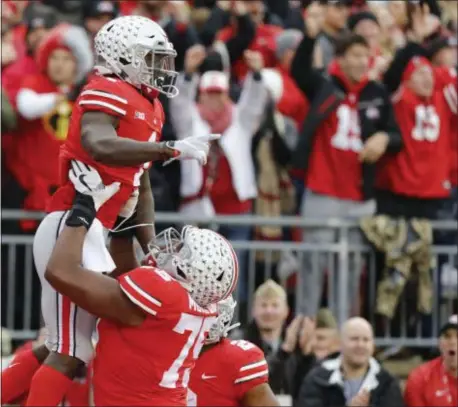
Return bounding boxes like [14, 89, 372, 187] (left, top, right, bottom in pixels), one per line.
[94, 15, 178, 97]
[145, 226, 239, 307]
[205, 296, 240, 344]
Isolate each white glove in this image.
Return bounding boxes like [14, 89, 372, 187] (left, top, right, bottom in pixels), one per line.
[69, 160, 120, 210]
[164, 133, 221, 166]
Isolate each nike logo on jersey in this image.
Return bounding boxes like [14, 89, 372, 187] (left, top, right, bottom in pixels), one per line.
[202, 373, 217, 380]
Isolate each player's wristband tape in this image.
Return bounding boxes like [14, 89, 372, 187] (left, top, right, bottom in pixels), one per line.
[108, 211, 138, 238]
[65, 193, 96, 231]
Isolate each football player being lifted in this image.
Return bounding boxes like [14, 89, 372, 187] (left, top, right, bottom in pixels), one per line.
[1, 16, 219, 406]
[188, 296, 279, 407]
[39, 162, 238, 406]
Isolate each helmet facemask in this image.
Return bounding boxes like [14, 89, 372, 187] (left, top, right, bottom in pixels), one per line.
[147, 227, 193, 288]
[132, 44, 178, 98]
[205, 297, 240, 344]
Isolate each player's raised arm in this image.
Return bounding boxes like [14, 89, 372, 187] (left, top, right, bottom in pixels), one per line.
[45, 162, 144, 326]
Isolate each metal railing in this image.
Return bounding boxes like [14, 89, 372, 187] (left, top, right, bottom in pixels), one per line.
[2, 209, 457, 347]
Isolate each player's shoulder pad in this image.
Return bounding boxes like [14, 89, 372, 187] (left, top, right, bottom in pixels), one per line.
[78, 76, 133, 118]
[228, 339, 268, 385]
[118, 266, 174, 317]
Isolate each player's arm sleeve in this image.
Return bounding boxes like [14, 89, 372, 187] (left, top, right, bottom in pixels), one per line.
[404, 369, 427, 407]
[118, 267, 169, 317]
[16, 88, 59, 120]
[78, 83, 128, 118]
[234, 347, 270, 400]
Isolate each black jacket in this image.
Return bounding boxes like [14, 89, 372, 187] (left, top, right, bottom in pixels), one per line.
[291, 350, 341, 405]
[244, 322, 294, 395]
[298, 356, 405, 407]
[290, 33, 403, 201]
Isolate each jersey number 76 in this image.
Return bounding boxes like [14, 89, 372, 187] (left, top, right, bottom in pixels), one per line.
[160, 313, 215, 389]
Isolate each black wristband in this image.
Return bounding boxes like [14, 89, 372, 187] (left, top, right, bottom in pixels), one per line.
[108, 211, 138, 239]
[65, 192, 96, 230]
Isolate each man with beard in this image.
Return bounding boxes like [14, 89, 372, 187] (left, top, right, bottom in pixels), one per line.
[404, 315, 457, 407]
[297, 317, 403, 407]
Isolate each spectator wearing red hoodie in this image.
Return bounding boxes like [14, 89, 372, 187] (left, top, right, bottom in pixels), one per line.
[290, 11, 401, 317]
[217, 1, 283, 82]
[404, 315, 457, 407]
[1, 4, 56, 108]
[5, 23, 93, 232]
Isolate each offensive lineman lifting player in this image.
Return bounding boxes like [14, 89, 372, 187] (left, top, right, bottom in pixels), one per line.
[43, 162, 239, 406]
[1, 16, 219, 406]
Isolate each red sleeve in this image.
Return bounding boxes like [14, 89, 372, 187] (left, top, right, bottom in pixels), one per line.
[231, 340, 269, 400]
[404, 367, 427, 407]
[77, 77, 129, 118]
[19, 74, 44, 92]
[118, 266, 175, 317]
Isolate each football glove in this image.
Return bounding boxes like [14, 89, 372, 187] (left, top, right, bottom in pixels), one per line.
[66, 160, 120, 230]
[163, 133, 221, 166]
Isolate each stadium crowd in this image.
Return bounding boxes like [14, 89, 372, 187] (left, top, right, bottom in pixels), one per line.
[1, 0, 457, 406]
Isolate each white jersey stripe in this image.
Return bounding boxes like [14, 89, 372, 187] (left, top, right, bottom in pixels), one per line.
[444, 85, 457, 114]
[234, 369, 269, 384]
[80, 90, 128, 104]
[124, 276, 162, 307]
[79, 100, 126, 116]
[120, 285, 157, 316]
[240, 360, 267, 372]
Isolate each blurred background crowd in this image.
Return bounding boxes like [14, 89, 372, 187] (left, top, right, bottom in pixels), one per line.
[1, 0, 457, 405]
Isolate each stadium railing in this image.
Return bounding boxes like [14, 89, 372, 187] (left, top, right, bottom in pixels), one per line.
[2, 209, 457, 348]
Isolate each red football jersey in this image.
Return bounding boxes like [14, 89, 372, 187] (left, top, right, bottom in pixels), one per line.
[47, 74, 165, 228]
[92, 266, 217, 406]
[376, 84, 456, 198]
[306, 102, 364, 201]
[187, 338, 269, 407]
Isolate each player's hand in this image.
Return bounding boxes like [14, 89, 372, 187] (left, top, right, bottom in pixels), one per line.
[163, 134, 221, 166]
[359, 132, 389, 163]
[69, 160, 120, 210]
[281, 314, 304, 353]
